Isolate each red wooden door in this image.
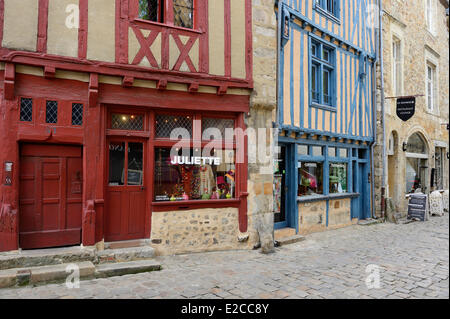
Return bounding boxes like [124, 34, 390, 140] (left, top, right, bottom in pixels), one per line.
[105, 139, 147, 242]
[19, 144, 83, 249]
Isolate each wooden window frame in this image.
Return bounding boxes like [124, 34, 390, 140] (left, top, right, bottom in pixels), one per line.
[309, 36, 337, 111]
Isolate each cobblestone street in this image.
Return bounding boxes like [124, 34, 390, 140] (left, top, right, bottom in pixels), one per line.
[1, 214, 448, 299]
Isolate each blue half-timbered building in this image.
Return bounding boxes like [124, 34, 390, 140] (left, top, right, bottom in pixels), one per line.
[274, 0, 377, 235]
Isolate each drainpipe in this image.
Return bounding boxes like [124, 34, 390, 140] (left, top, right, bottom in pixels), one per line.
[370, 61, 377, 219]
[379, 0, 387, 219]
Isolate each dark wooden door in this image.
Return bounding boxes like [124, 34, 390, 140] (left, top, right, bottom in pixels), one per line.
[19, 144, 83, 249]
[105, 139, 146, 242]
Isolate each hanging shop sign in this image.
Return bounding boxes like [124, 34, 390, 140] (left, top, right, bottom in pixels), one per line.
[396, 97, 416, 122]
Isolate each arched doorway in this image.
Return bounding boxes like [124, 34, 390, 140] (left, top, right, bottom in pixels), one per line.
[405, 132, 429, 194]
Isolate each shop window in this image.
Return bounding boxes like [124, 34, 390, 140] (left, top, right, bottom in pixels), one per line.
[127, 143, 144, 186]
[138, 0, 194, 29]
[111, 113, 144, 131]
[154, 147, 236, 201]
[310, 38, 336, 108]
[329, 163, 348, 194]
[298, 162, 323, 196]
[406, 133, 427, 154]
[434, 147, 444, 190]
[155, 114, 192, 138]
[71, 103, 83, 126]
[46, 101, 58, 124]
[202, 118, 235, 140]
[406, 157, 427, 193]
[20, 98, 33, 122]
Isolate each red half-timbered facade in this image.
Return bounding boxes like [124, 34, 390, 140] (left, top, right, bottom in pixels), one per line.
[0, 0, 253, 254]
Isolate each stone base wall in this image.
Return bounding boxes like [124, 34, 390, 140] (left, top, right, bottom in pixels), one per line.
[298, 199, 355, 235]
[150, 208, 254, 256]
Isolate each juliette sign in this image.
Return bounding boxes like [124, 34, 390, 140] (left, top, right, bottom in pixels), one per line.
[396, 97, 416, 121]
[170, 156, 221, 166]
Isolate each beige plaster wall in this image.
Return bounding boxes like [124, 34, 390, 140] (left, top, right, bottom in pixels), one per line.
[2, 0, 39, 51]
[87, 0, 115, 62]
[47, 0, 79, 57]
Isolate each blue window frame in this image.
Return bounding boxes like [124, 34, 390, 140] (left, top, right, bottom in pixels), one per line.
[315, 0, 340, 20]
[309, 38, 336, 109]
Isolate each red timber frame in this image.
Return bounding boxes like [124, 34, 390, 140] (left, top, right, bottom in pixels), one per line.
[0, 0, 251, 251]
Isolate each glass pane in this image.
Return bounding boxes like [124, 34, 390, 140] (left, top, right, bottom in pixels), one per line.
[328, 147, 336, 157]
[109, 142, 125, 186]
[406, 133, 427, 154]
[298, 145, 308, 156]
[202, 118, 235, 140]
[323, 48, 330, 62]
[323, 70, 330, 104]
[71, 103, 83, 126]
[339, 148, 348, 158]
[20, 98, 33, 122]
[173, 0, 194, 29]
[298, 162, 323, 196]
[111, 113, 144, 131]
[329, 163, 347, 194]
[156, 114, 192, 138]
[139, 0, 162, 22]
[46, 101, 58, 124]
[312, 146, 323, 156]
[312, 65, 318, 102]
[154, 147, 236, 201]
[406, 157, 420, 193]
[128, 143, 144, 186]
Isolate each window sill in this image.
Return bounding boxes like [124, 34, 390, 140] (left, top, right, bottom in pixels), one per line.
[152, 199, 241, 212]
[297, 192, 359, 203]
[310, 102, 337, 112]
[132, 19, 204, 35]
[313, 5, 341, 25]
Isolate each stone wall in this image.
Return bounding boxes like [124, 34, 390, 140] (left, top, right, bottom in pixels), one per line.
[150, 208, 252, 256]
[246, 0, 278, 252]
[374, 0, 450, 218]
[298, 199, 355, 235]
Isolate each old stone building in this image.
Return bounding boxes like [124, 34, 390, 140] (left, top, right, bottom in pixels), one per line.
[374, 0, 449, 218]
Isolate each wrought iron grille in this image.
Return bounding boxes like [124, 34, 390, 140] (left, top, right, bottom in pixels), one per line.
[139, 0, 162, 22]
[20, 98, 33, 122]
[111, 113, 144, 131]
[202, 118, 235, 140]
[155, 114, 192, 138]
[46, 101, 58, 124]
[173, 0, 193, 29]
[72, 103, 83, 126]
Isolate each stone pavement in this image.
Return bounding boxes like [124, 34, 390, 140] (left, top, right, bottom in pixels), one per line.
[0, 214, 448, 299]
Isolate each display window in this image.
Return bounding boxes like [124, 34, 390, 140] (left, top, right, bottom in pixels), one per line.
[298, 162, 323, 196]
[329, 163, 348, 194]
[154, 147, 236, 201]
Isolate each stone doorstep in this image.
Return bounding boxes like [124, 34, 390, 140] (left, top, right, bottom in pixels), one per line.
[0, 261, 96, 289]
[104, 239, 151, 250]
[95, 260, 162, 278]
[357, 218, 382, 226]
[96, 246, 155, 264]
[0, 259, 163, 289]
[274, 228, 297, 241]
[0, 245, 156, 271]
[0, 246, 96, 271]
[276, 235, 306, 246]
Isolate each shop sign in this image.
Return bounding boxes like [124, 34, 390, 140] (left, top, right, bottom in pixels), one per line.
[407, 193, 427, 221]
[396, 97, 415, 122]
[170, 156, 221, 166]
